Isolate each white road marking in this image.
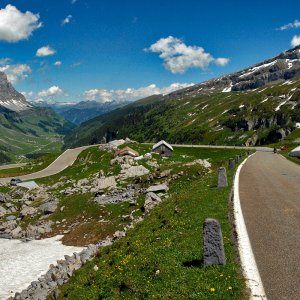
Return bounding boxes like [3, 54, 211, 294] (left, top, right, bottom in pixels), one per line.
[233, 153, 267, 299]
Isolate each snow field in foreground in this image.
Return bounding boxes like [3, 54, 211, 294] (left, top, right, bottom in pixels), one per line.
[0, 236, 83, 299]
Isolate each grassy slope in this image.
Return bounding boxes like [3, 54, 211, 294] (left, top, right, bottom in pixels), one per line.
[65, 78, 300, 148]
[0, 107, 73, 163]
[28, 145, 248, 299]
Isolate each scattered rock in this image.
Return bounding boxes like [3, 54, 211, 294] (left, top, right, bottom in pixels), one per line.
[143, 192, 161, 214]
[146, 183, 169, 193]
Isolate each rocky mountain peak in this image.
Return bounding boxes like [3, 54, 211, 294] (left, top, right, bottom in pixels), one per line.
[0, 71, 32, 112]
[166, 45, 300, 100]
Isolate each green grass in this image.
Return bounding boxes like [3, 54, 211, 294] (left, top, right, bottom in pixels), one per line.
[36, 146, 120, 187]
[51, 147, 247, 299]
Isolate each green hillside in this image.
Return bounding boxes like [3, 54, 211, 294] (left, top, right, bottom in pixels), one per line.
[0, 107, 74, 163]
[64, 78, 300, 148]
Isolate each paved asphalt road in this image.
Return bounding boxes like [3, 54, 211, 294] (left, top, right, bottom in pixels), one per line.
[239, 152, 300, 300]
[0, 145, 96, 184]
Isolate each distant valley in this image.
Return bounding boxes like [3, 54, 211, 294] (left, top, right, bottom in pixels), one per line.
[36, 100, 129, 125]
[0, 72, 73, 163]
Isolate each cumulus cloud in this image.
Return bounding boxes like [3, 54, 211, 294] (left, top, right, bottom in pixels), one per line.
[0, 5, 42, 42]
[83, 82, 194, 103]
[0, 64, 31, 84]
[291, 35, 300, 47]
[277, 20, 300, 30]
[62, 15, 72, 26]
[38, 86, 63, 97]
[215, 57, 230, 66]
[145, 36, 229, 74]
[53, 61, 62, 66]
[36, 46, 56, 57]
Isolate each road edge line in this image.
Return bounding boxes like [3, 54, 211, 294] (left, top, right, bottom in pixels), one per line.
[233, 153, 267, 299]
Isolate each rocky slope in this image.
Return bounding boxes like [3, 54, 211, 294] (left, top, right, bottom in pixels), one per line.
[64, 46, 300, 148]
[0, 72, 32, 113]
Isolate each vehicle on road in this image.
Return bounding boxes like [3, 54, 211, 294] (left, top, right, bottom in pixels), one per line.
[10, 178, 22, 186]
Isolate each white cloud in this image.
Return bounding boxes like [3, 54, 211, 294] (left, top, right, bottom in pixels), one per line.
[36, 46, 56, 57]
[145, 36, 229, 74]
[0, 57, 11, 65]
[21, 91, 34, 100]
[0, 64, 31, 84]
[277, 20, 300, 30]
[71, 62, 81, 67]
[71, 0, 78, 4]
[53, 61, 62, 66]
[83, 82, 194, 103]
[0, 5, 42, 42]
[38, 86, 63, 97]
[291, 35, 300, 47]
[215, 57, 230, 66]
[62, 15, 72, 26]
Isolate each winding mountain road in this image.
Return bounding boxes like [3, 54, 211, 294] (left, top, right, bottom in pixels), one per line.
[239, 151, 300, 300]
[0, 144, 271, 184]
[0, 145, 96, 184]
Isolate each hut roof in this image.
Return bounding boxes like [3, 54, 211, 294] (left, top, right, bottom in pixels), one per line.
[116, 146, 139, 157]
[152, 140, 173, 151]
[289, 145, 300, 157]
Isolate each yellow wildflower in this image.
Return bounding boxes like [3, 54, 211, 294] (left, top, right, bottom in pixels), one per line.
[209, 287, 216, 292]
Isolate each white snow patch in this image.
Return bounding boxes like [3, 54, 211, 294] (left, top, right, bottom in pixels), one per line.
[239, 61, 277, 78]
[261, 98, 268, 103]
[258, 87, 267, 93]
[239, 104, 244, 108]
[221, 109, 229, 115]
[222, 82, 233, 93]
[0, 236, 84, 299]
[275, 100, 289, 111]
[281, 80, 293, 85]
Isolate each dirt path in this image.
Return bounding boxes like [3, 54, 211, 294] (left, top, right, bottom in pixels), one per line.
[0, 145, 97, 183]
[239, 152, 300, 300]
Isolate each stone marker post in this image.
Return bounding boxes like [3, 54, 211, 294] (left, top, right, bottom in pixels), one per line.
[218, 167, 228, 188]
[228, 159, 234, 171]
[203, 218, 226, 265]
[235, 155, 240, 164]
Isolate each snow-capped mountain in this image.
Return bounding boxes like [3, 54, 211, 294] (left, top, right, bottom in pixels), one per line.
[0, 72, 32, 112]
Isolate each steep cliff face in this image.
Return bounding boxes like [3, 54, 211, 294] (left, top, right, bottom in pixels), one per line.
[0, 72, 32, 112]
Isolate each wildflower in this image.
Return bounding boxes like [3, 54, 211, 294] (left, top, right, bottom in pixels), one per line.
[228, 286, 233, 291]
[93, 265, 99, 272]
[209, 288, 216, 292]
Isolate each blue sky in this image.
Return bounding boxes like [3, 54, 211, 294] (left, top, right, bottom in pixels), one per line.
[0, 0, 300, 103]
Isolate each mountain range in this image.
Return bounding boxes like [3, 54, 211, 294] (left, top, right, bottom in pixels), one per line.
[64, 45, 300, 148]
[0, 72, 73, 163]
[43, 100, 130, 125]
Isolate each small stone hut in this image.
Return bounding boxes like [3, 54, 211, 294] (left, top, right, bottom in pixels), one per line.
[152, 140, 173, 157]
[115, 146, 139, 157]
